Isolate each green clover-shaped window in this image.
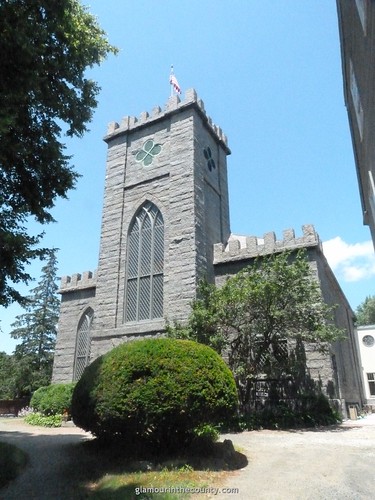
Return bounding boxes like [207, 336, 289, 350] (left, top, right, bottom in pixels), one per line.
[135, 139, 162, 167]
[203, 146, 216, 171]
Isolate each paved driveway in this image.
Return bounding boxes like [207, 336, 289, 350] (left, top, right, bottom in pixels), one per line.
[1, 415, 375, 499]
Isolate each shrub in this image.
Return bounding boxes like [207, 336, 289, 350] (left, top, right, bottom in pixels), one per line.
[30, 383, 76, 416]
[228, 391, 340, 431]
[297, 392, 341, 426]
[29, 386, 49, 412]
[71, 339, 238, 452]
[24, 412, 62, 427]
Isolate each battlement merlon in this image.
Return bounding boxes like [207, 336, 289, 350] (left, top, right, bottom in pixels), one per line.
[213, 224, 322, 264]
[103, 88, 231, 155]
[59, 270, 97, 294]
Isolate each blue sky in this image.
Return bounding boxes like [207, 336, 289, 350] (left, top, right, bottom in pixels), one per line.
[1, 0, 375, 354]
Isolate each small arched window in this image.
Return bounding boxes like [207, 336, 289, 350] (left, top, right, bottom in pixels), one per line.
[125, 202, 164, 322]
[73, 308, 93, 381]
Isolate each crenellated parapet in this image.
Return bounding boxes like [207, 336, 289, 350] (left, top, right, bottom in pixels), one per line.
[59, 270, 97, 294]
[104, 88, 230, 153]
[214, 224, 321, 265]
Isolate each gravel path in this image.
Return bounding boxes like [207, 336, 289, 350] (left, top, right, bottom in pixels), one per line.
[1, 415, 375, 499]
[0, 419, 92, 499]
[210, 413, 375, 500]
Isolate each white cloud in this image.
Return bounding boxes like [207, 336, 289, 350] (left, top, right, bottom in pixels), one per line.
[322, 237, 375, 282]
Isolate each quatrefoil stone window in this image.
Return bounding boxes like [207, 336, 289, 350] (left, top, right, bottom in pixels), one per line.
[135, 139, 162, 167]
[203, 146, 216, 171]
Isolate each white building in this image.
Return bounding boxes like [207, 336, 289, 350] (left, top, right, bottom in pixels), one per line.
[356, 325, 375, 407]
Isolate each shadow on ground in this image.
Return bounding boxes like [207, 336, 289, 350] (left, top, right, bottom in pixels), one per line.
[82, 435, 247, 468]
[64, 437, 248, 496]
[0, 426, 247, 498]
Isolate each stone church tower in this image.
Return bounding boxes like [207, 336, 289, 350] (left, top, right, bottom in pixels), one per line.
[52, 89, 364, 418]
[52, 89, 231, 382]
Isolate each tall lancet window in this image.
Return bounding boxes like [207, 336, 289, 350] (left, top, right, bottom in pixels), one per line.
[73, 308, 93, 381]
[125, 202, 164, 322]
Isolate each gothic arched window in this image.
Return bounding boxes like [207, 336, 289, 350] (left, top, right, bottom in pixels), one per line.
[125, 202, 164, 322]
[73, 308, 93, 381]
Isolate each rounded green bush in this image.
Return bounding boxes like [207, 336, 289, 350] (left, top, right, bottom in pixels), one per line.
[30, 383, 76, 416]
[29, 386, 49, 412]
[71, 339, 238, 450]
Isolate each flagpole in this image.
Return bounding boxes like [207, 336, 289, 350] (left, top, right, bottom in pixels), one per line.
[169, 65, 181, 96]
[170, 65, 174, 97]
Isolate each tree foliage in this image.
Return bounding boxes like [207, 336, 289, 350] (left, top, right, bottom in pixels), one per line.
[0, 351, 16, 399]
[355, 295, 375, 326]
[0, 351, 37, 399]
[9, 250, 60, 395]
[168, 250, 344, 408]
[0, 0, 117, 306]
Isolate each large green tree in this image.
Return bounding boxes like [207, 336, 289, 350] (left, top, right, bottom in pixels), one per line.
[355, 295, 375, 326]
[9, 249, 60, 395]
[168, 250, 344, 408]
[0, 0, 117, 306]
[0, 352, 16, 399]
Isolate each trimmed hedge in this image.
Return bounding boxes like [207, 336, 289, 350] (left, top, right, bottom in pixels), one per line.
[71, 339, 238, 451]
[30, 383, 76, 416]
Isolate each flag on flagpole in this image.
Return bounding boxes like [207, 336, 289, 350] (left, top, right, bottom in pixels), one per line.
[169, 66, 181, 95]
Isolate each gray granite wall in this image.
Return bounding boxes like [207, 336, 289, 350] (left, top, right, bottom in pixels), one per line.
[52, 273, 96, 383]
[93, 89, 231, 339]
[213, 226, 364, 412]
[53, 89, 231, 381]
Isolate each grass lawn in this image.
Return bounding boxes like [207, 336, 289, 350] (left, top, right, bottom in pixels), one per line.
[87, 466, 226, 499]
[76, 439, 246, 499]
